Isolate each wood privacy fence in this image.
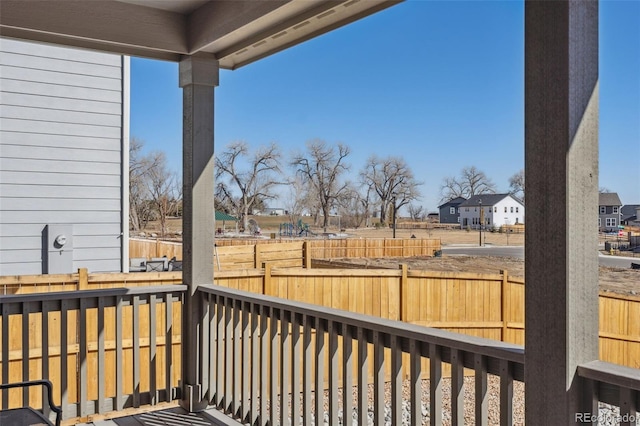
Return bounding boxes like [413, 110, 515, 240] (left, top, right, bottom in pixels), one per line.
[0, 267, 638, 370]
[129, 238, 442, 270]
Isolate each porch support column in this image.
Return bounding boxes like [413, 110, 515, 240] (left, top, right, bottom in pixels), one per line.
[525, 1, 599, 424]
[179, 55, 218, 412]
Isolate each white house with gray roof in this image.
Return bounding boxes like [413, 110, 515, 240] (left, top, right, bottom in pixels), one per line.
[458, 193, 524, 230]
[0, 38, 129, 275]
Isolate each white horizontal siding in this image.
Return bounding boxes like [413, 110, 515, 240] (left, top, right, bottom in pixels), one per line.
[0, 223, 121, 238]
[0, 52, 121, 79]
[0, 38, 121, 66]
[0, 132, 121, 151]
[0, 184, 121, 199]
[0, 38, 125, 274]
[1, 105, 121, 127]
[1, 171, 122, 187]
[1, 92, 121, 115]
[0, 66, 122, 91]
[1, 158, 120, 175]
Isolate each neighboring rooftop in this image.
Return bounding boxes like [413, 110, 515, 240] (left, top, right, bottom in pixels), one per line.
[598, 192, 622, 206]
[437, 196, 467, 208]
[458, 193, 522, 207]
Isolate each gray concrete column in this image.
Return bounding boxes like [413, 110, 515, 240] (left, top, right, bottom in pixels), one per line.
[525, 1, 599, 424]
[179, 55, 218, 411]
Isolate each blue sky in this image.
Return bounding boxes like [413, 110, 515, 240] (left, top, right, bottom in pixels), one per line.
[131, 0, 639, 213]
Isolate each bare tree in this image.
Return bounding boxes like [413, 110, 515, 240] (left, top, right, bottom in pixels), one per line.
[439, 166, 496, 202]
[147, 160, 179, 238]
[360, 155, 422, 225]
[509, 169, 525, 202]
[291, 140, 351, 231]
[129, 137, 165, 232]
[215, 141, 282, 231]
[407, 204, 426, 221]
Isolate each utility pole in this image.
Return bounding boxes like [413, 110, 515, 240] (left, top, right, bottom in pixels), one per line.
[479, 199, 483, 247]
[392, 196, 397, 239]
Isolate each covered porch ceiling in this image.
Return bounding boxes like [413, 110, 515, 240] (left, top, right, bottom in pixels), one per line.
[0, 0, 400, 68]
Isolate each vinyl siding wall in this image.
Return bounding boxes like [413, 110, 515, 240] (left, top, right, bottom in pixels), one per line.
[0, 38, 127, 275]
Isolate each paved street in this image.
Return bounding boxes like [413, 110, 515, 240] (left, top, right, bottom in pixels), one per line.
[442, 245, 638, 269]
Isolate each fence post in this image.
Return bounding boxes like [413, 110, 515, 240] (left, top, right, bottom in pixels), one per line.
[399, 264, 408, 322]
[303, 241, 311, 269]
[155, 238, 160, 257]
[78, 268, 89, 291]
[263, 262, 273, 296]
[500, 269, 508, 341]
[254, 244, 261, 268]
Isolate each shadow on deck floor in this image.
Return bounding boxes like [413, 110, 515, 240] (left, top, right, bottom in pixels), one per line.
[77, 406, 242, 426]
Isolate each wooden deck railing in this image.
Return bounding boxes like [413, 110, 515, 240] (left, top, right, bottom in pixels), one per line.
[0, 285, 185, 422]
[196, 284, 526, 426]
[0, 282, 638, 423]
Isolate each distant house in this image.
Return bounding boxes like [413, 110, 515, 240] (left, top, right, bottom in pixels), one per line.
[621, 204, 640, 227]
[458, 194, 524, 230]
[262, 207, 287, 216]
[0, 38, 128, 275]
[437, 196, 466, 224]
[598, 193, 622, 232]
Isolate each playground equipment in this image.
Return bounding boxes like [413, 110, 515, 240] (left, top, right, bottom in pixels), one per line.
[278, 219, 316, 237]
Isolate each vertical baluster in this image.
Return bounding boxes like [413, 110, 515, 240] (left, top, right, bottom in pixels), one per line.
[1, 302, 9, 409]
[97, 297, 106, 413]
[499, 359, 513, 426]
[619, 388, 636, 426]
[233, 299, 241, 417]
[373, 330, 385, 426]
[200, 292, 209, 406]
[342, 323, 353, 426]
[241, 301, 250, 423]
[475, 353, 488, 426]
[302, 315, 312, 426]
[60, 300, 68, 417]
[41, 301, 51, 419]
[149, 294, 157, 406]
[115, 296, 123, 411]
[250, 303, 259, 424]
[21, 302, 30, 408]
[357, 327, 368, 426]
[259, 305, 268, 426]
[208, 293, 216, 406]
[391, 335, 402, 426]
[225, 297, 232, 413]
[429, 344, 442, 426]
[328, 321, 339, 426]
[270, 307, 279, 426]
[450, 349, 464, 426]
[315, 318, 325, 426]
[280, 311, 290, 426]
[132, 295, 140, 408]
[216, 295, 224, 408]
[164, 293, 173, 402]
[410, 339, 422, 426]
[291, 312, 301, 426]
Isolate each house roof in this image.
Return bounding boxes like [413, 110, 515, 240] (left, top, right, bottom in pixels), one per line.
[437, 196, 467, 209]
[599, 192, 622, 206]
[215, 211, 238, 221]
[0, 0, 400, 69]
[621, 205, 640, 215]
[458, 193, 522, 208]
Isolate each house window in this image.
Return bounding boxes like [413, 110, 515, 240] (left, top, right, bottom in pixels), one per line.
[613, 206, 619, 214]
[487, 218, 491, 225]
[606, 218, 617, 227]
[494, 207, 497, 213]
[450, 207, 456, 214]
[599, 206, 606, 214]
[457, 217, 460, 223]
[516, 207, 519, 213]
[510, 207, 514, 213]
[504, 207, 507, 213]
[465, 208, 469, 212]
[598, 218, 601, 227]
